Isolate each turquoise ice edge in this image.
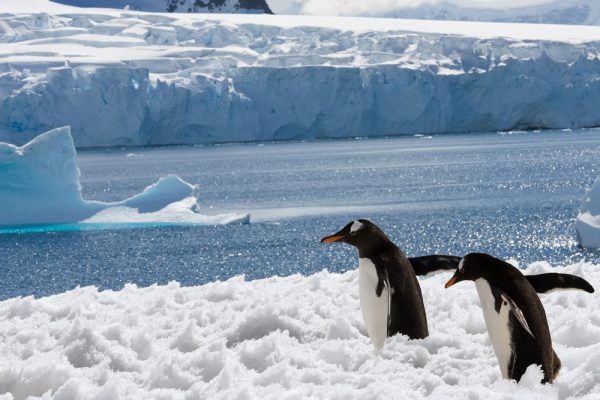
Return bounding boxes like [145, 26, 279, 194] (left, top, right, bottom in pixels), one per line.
[0, 221, 242, 235]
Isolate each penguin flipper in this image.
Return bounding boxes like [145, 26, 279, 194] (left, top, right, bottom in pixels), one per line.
[526, 273, 595, 294]
[409, 255, 461, 276]
[501, 293, 535, 338]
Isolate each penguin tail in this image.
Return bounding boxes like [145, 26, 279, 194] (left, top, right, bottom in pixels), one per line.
[409, 255, 461, 276]
[526, 273, 595, 294]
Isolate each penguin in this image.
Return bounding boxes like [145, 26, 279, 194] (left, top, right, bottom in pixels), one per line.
[443, 253, 592, 383]
[410, 255, 594, 294]
[321, 219, 428, 348]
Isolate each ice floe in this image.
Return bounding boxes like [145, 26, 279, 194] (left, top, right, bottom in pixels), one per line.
[0, 127, 249, 229]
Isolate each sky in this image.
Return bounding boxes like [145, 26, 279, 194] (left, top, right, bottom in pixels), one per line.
[268, 0, 561, 15]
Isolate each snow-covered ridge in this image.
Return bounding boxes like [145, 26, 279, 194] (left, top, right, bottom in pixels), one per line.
[576, 177, 600, 248]
[0, 261, 598, 399]
[4, 11, 600, 146]
[53, 0, 273, 14]
[0, 127, 249, 227]
[297, 0, 600, 26]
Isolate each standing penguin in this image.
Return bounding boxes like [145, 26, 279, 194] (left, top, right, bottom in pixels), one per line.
[321, 219, 428, 348]
[444, 253, 575, 383]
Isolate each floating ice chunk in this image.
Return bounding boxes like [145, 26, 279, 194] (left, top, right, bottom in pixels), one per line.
[84, 197, 250, 226]
[119, 175, 195, 213]
[576, 177, 600, 248]
[0, 127, 249, 229]
[0, 126, 91, 226]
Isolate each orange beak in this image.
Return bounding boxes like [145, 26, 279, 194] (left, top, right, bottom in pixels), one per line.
[445, 274, 458, 289]
[321, 235, 344, 244]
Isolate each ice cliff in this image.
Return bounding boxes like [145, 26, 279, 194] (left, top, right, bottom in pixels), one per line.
[0, 127, 249, 227]
[3, 10, 600, 146]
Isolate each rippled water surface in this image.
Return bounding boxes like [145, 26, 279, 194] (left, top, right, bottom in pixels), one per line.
[1, 130, 599, 300]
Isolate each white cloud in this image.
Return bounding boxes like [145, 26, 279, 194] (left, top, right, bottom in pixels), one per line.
[268, 0, 560, 16]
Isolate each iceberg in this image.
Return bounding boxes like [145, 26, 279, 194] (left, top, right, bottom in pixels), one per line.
[0, 261, 598, 398]
[3, 9, 600, 146]
[0, 127, 249, 230]
[576, 177, 600, 248]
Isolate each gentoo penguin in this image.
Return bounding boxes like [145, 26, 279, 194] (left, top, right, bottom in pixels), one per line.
[444, 253, 578, 383]
[411, 255, 595, 294]
[321, 219, 428, 348]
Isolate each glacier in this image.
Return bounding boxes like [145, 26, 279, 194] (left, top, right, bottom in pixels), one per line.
[3, 7, 600, 146]
[576, 177, 600, 248]
[0, 126, 249, 228]
[0, 261, 598, 399]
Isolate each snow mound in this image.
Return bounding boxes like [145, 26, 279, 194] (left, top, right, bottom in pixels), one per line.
[4, 11, 600, 146]
[0, 261, 598, 399]
[0, 127, 249, 228]
[576, 177, 600, 248]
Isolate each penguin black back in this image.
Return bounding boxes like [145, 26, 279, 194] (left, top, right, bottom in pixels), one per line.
[321, 219, 428, 342]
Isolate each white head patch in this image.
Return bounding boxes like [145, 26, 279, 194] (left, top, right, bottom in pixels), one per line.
[458, 258, 465, 273]
[350, 220, 364, 234]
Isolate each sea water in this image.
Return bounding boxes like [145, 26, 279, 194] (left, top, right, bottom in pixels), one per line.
[1, 130, 599, 300]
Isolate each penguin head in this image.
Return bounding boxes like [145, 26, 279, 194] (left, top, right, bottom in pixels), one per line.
[320, 219, 389, 253]
[444, 253, 494, 288]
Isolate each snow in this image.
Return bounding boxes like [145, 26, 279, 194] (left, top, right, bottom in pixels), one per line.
[576, 177, 600, 248]
[0, 261, 598, 399]
[3, 5, 600, 146]
[0, 0, 272, 13]
[0, 127, 249, 228]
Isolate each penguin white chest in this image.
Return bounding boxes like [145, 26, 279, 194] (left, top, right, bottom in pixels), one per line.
[475, 279, 513, 379]
[358, 257, 389, 349]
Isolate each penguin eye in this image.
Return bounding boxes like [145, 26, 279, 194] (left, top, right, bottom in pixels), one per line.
[350, 230, 359, 236]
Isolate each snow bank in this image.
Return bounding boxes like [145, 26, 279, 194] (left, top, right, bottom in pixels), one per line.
[0, 127, 249, 228]
[576, 178, 600, 248]
[0, 261, 598, 399]
[3, 10, 600, 146]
